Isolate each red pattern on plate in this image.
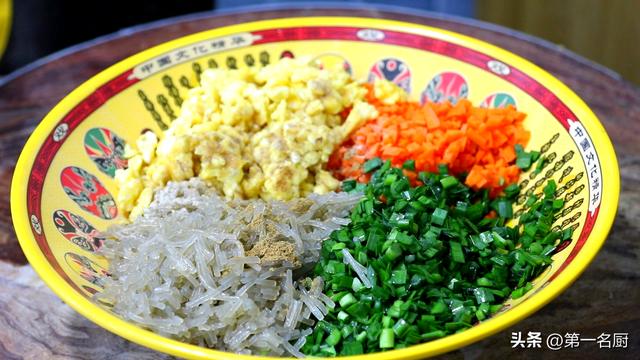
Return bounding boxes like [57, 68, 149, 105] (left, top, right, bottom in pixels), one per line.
[421, 71, 468, 104]
[53, 209, 105, 252]
[60, 166, 117, 220]
[26, 70, 135, 293]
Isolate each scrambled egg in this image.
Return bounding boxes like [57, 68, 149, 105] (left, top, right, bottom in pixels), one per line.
[116, 57, 379, 219]
[373, 78, 408, 105]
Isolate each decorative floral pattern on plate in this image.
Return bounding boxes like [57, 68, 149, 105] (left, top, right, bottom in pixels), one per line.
[368, 58, 411, 93]
[480, 92, 516, 108]
[53, 209, 105, 252]
[60, 166, 117, 219]
[84, 127, 127, 177]
[64, 252, 109, 288]
[421, 71, 468, 104]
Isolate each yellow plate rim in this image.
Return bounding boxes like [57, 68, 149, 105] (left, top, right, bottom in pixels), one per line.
[11, 16, 620, 360]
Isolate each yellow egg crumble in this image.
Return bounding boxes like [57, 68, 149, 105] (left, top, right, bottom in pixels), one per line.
[116, 57, 379, 219]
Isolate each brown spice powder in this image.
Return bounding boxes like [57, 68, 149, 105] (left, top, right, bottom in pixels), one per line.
[240, 200, 313, 267]
[247, 240, 299, 267]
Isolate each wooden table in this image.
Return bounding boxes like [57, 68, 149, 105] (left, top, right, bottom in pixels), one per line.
[0, 6, 638, 360]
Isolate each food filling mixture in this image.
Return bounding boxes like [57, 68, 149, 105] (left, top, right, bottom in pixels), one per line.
[99, 57, 572, 357]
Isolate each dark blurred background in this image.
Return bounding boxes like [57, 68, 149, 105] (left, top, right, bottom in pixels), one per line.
[0, 0, 638, 84]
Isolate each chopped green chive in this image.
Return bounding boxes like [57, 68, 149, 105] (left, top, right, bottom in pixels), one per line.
[440, 175, 459, 189]
[432, 208, 448, 226]
[303, 161, 569, 356]
[326, 328, 342, 346]
[450, 241, 465, 263]
[402, 159, 416, 171]
[339, 293, 357, 308]
[363, 157, 384, 173]
[379, 329, 395, 348]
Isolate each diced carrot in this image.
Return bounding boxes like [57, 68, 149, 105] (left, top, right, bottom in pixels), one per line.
[328, 87, 530, 195]
[499, 146, 516, 162]
[448, 100, 468, 117]
[493, 131, 509, 147]
[422, 106, 440, 130]
[483, 151, 495, 164]
[407, 142, 421, 154]
[382, 146, 403, 157]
